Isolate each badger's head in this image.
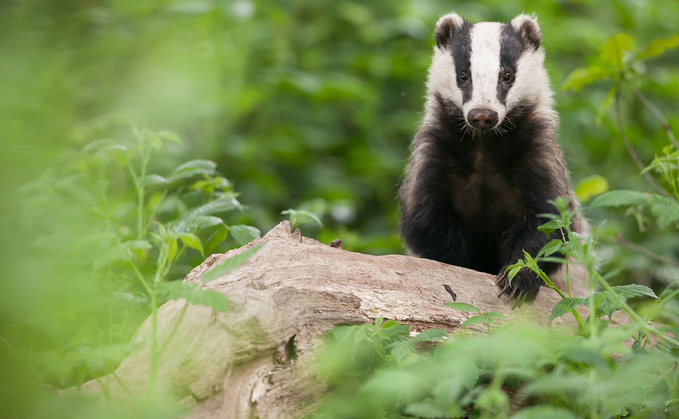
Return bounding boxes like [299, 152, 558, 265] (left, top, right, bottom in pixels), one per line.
[426, 13, 553, 133]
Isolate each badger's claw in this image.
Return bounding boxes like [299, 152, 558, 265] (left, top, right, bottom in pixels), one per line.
[497, 280, 512, 298]
[496, 268, 541, 308]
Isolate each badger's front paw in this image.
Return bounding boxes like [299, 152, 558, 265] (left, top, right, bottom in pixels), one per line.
[496, 268, 541, 307]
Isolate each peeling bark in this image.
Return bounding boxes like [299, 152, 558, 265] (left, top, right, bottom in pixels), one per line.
[82, 221, 593, 418]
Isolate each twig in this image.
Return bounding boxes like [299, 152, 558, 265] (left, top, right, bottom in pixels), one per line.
[633, 90, 679, 149]
[614, 89, 669, 196]
[607, 234, 679, 269]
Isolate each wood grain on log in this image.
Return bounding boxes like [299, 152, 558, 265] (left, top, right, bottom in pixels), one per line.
[82, 221, 588, 418]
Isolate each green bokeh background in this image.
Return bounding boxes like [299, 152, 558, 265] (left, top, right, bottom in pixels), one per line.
[1, 0, 677, 416]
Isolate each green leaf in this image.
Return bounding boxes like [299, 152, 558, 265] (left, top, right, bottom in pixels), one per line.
[93, 242, 134, 270]
[122, 240, 153, 251]
[537, 219, 564, 237]
[484, 312, 507, 320]
[589, 190, 653, 208]
[506, 264, 524, 281]
[171, 215, 224, 233]
[521, 250, 537, 264]
[148, 132, 162, 151]
[157, 281, 229, 312]
[648, 195, 679, 228]
[562, 66, 617, 91]
[178, 232, 203, 255]
[404, 401, 446, 418]
[201, 244, 263, 282]
[643, 154, 678, 176]
[157, 130, 182, 144]
[184, 197, 241, 219]
[204, 225, 230, 254]
[610, 284, 657, 299]
[229, 224, 261, 246]
[638, 35, 679, 60]
[600, 33, 635, 68]
[91, 143, 133, 167]
[511, 406, 578, 419]
[69, 342, 132, 373]
[170, 159, 217, 182]
[281, 208, 323, 230]
[174, 159, 216, 172]
[444, 302, 480, 313]
[139, 174, 170, 188]
[585, 291, 622, 318]
[539, 256, 568, 265]
[549, 297, 586, 323]
[521, 373, 588, 398]
[574, 175, 609, 203]
[165, 235, 179, 266]
[462, 315, 490, 327]
[389, 340, 415, 362]
[379, 319, 404, 331]
[538, 239, 564, 258]
[590, 190, 679, 228]
[413, 328, 448, 342]
[82, 139, 120, 153]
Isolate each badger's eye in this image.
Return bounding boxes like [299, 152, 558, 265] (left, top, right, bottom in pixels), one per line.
[458, 72, 469, 83]
[502, 72, 514, 83]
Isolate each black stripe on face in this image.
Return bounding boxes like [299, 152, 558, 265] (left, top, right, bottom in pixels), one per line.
[449, 22, 474, 103]
[498, 24, 525, 106]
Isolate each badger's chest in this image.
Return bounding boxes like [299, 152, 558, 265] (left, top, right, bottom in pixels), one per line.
[450, 140, 524, 239]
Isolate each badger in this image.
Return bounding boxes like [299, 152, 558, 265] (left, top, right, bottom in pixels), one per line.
[398, 13, 586, 302]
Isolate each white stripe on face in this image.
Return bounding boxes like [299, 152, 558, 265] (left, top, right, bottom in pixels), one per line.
[465, 22, 506, 125]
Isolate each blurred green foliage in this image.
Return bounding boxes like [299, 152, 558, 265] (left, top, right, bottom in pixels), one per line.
[1, 0, 678, 417]
[316, 315, 678, 418]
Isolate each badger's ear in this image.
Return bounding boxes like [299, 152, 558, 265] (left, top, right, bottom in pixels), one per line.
[435, 13, 466, 49]
[511, 14, 542, 50]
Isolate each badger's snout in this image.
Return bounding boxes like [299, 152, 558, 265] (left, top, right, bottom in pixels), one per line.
[467, 108, 499, 130]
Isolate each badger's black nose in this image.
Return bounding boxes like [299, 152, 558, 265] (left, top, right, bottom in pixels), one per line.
[467, 108, 499, 130]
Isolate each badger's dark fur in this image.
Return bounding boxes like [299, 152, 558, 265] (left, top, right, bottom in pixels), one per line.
[399, 13, 585, 302]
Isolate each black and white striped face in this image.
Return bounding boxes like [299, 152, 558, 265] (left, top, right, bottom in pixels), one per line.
[427, 13, 553, 133]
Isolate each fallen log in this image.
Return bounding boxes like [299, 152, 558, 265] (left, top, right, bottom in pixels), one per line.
[82, 221, 589, 418]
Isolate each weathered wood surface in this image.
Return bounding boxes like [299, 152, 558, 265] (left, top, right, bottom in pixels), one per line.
[82, 221, 588, 418]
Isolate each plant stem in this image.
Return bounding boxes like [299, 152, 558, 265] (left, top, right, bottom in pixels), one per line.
[633, 89, 679, 149]
[535, 267, 588, 334]
[149, 290, 158, 395]
[137, 184, 145, 241]
[128, 262, 153, 296]
[112, 371, 135, 399]
[605, 234, 679, 268]
[593, 272, 679, 347]
[613, 88, 669, 196]
[137, 148, 148, 242]
[158, 301, 189, 358]
[147, 237, 171, 395]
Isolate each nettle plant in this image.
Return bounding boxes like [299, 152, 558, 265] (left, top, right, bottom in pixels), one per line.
[19, 127, 261, 390]
[313, 33, 679, 419]
[86, 128, 263, 391]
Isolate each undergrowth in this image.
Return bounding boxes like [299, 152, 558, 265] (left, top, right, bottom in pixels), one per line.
[312, 32, 679, 419]
[2, 125, 261, 414]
